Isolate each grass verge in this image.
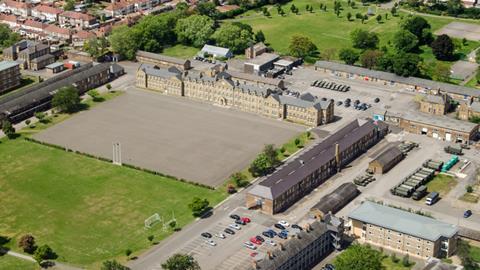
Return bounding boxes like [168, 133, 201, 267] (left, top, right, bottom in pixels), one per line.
[426, 174, 457, 197]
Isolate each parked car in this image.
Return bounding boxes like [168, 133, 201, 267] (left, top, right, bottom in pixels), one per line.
[201, 232, 212, 238]
[278, 220, 290, 227]
[244, 242, 256, 250]
[267, 239, 277, 246]
[241, 217, 251, 223]
[464, 210, 472, 218]
[278, 231, 288, 239]
[255, 235, 265, 243]
[374, 97, 380, 103]
[325, 263, 335, 270]
[344, 102, 350, 108]
[336, 101, 343, 106]
[274, 223, 286, 230]
[292, 224, 303, 230]
[224, 228, 235, 235]
[262, 231, 274, 238]
[230, 214, 240, 220]
[229, 223, 241, 230]
[215, 233, 226, 239]
[205, 239, 216, 246]
[250, 237, 262, 245]
[235, 219, 246, 225]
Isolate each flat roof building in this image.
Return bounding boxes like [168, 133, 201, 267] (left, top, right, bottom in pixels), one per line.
[0, 61, 21, 94]
[314, 60, 480, 101]
[247, 119, 388, 214]
[244, 53, 280, 74]
[349, 201, 458, 259]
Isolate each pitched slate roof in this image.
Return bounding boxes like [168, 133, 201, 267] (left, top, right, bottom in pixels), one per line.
[315, 61, 480, 99]
[140, 63, 182, 79]
[136, 50, 190, 66]
[371, 145, 403, 167]
[249, 119, 383, 200]
[402, 111, 478, 133]
[349, 201, 458, 241]
[310, 183, 359, 215]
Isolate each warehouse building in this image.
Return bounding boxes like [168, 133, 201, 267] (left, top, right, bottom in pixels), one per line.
[309, 183, 360, 219]
[243, 53, 279, 74]
[314, 61, 480, 101]
[0, 61, 21, 94]
[246, 119, 388, 215]
[349, 201, 458, 259]
[367, 145, 404, 174]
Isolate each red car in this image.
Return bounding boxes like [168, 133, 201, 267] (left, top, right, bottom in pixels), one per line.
[250, 237, 262, 245]
[241, 217, 251, 223]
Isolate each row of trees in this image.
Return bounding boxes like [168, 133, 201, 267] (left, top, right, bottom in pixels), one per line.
[403, 0, 480, 19]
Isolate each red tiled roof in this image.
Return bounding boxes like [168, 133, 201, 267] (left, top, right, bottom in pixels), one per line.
[0, 13, 17, 22]
[22, 19, 47, 29]
[33, 4, 63, 14]
[60, 11, 95, 21]
[74, 30, 96, 39]
[2, 0, 32, 9]
[105, 1, 133, 11]
[45, 24, 72, 36]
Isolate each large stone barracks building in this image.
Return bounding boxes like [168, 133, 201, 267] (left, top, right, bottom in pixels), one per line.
[136, 63, 334, 127]
[246, 119, 388, 214]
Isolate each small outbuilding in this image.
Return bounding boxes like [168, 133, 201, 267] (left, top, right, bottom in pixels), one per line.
[45, 62, 65, 74]
[199, 44, 233, 59]
[367, 145, 404, 174]
[309, 183, 360, 219]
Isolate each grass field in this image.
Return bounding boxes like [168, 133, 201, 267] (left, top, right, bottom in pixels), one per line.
[0, 255, 39, 270]
[0, 137, 226, 268]
[162, 44, 199, 58]
[470, 244, 480, 263]
[426, 174, 457, 197]
[382, 256, 414, 270]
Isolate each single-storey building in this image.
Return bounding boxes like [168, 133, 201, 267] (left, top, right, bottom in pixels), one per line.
[367, 145, 404, 174]
[45, 62, 65, 74]
[243, 53, 279, 74]
[309, 183, 359, 219]
[419, 94, 451, 116]
[136, 50, 191, 70]
[199, 44, 233, 59]
[314, 61, 480, 101]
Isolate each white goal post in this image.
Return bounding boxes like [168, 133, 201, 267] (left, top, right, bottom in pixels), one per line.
[144, 213, 161, 229]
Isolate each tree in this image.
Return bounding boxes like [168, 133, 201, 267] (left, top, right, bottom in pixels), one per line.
[431, 34, 455, 61]
[362, 14, 368, 24]
[147, 235, 154, 243]
[350, 29, 379, 50]
[175, 15, 215, 48]
[347, 12, 352, 21]
[87, 89, 101, 102]
[162, 254, 200, 270]
[1, 120, 15, 139]
[0, 24, 20, 49]
[333, 244, 383, 270]
[322, 48, 337, 60]
[83, 37, 109, 58]
[101, 260, 131, 270]
[263, 144, 280, 167]
[360, 49, 383, 69]
[401, 16, 431, 45]
[34, 111, 47, 123]
[125, 249, 132, 258]
[188, 197, 209, 217]
[466, 185, 473, 193]
[255, 30, 266, 43]
[402, 254, 410, 267]
[249, 153, 272, 176]
[393, 30, 419, 53]
[52, 86, 81, 113]
[33, 244, 56, 264]
[288, 35, 317, 58]
[290, 4, 297, 13]
[339, 48, 359, 65]
[109, 26, 140, 60]
[212, 22, 254, 54]
[391, 6, 397, 16]
[392, 52, 421, 77]
[231, 172, 248, 187]
[63, 0, 75, 11]
[18, 234, 36, 254]
[376, 14, 382, 23]
[432, 63, 451, 82]
[196, 1, 217, 17]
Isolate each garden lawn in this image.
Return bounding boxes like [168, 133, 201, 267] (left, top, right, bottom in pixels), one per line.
[162, 44, 199, 58]
[223, 0, 478, 61]
[0, 138, 226, 268]
[0, 255, 39, 270]
[470, 244, 480, 263]
[426, 174, 457, 197]
[382, 256, 414, 270]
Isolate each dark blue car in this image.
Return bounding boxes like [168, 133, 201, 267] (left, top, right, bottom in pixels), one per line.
[464, 210, 472, 218]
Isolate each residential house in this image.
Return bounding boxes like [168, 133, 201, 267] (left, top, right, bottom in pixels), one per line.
[59, 11, 97, 28]
[0, 0, 32, 16]
[44, 24, 72, 41]
[31, 5, 63, 22]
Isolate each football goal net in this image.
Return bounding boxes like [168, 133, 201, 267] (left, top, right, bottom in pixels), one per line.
[144, 213, 161, 229]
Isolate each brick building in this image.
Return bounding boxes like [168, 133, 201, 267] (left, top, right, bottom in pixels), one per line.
[367, 145, 404, 174]
[59, 11, 97, 28]
[458, 98, 480, 121]
[419, 94, 450, 115]
[136, 50, 191, 70]
[247, 119, 388, 215]
[349, 201, 458, 259]
[0, 61, 21, 94]
[31, 5, 63, 22]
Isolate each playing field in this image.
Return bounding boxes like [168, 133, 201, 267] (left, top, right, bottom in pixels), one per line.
[0, 138, 226, 268]
[0, 255, 38, 270]
[224, 0, 474, 57]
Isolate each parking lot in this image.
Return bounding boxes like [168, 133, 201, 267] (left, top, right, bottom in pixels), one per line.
[34, 89, 304, 187]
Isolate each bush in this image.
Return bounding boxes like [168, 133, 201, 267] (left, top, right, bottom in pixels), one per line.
[466, 185, 473, 193]
[402, 254, 410, 267]
[106, 84, 112, 90]
[125, 249, 132, 257]
[25, 119, 31, 125]
[294, 138, 301, 146]
[33, 244, 56, 264]
[391, 253, 399, 263]
[18, 234, 36, 254]
[147, 235, 154, 242]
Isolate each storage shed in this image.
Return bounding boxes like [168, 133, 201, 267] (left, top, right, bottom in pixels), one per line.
[309, 183, 359, 219]
[368, 145, 404, 174]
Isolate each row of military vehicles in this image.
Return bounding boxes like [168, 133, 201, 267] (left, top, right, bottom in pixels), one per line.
[390, 159, 444, 204]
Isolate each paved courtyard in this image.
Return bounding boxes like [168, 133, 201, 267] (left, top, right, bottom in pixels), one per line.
[435, 22, 480, 41]
[34, 89, 305, 187]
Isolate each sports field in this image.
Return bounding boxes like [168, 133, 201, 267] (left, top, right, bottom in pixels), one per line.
[0, 255, 38, 270]
[224, 0, 478, 57]
[0, 138, 226, 268]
